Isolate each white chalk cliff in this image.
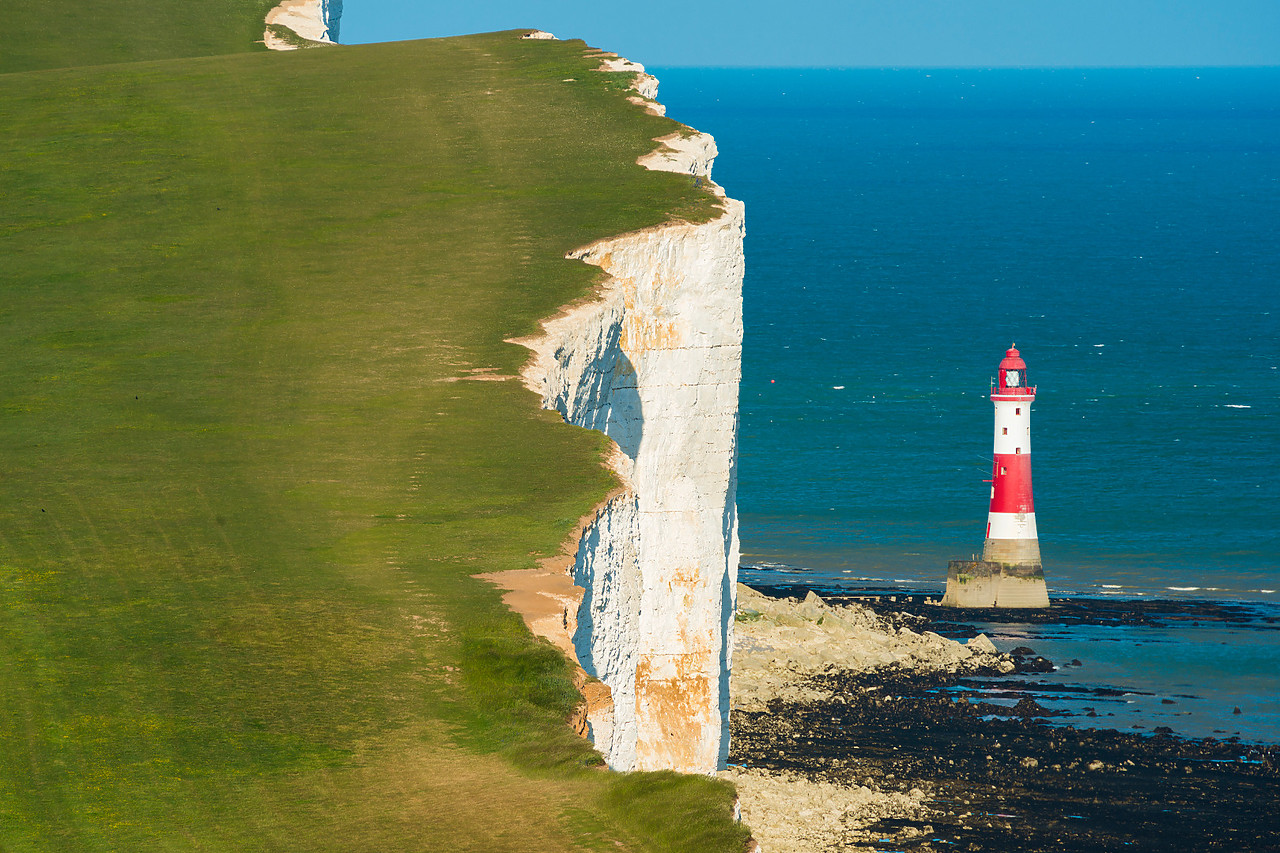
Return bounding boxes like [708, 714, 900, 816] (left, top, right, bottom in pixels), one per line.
[513, 58, 745, 774]
[264, 0, 341, 49]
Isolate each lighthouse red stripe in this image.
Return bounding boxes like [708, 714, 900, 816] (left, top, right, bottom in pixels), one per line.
[989, 452, 1034, 513]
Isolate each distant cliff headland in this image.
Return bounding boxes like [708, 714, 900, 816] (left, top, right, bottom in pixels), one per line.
[0, 4, 750, 849]
[264, 0, 342, 49]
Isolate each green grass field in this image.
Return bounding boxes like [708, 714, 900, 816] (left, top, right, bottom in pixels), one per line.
[1, 5, 747, 849]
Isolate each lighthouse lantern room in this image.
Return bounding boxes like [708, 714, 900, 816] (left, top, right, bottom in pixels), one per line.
[942, 345, 1050, 608]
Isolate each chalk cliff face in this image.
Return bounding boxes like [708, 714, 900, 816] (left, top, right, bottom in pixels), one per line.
[517, 64, 744, 774]
[264, 0, 342, 49]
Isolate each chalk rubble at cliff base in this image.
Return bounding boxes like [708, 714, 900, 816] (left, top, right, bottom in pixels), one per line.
[730, 583, 1013, 712]
[723, 767, 930, 853]
[726, 587, 1280, 852]
[724, 584, 1015, 853]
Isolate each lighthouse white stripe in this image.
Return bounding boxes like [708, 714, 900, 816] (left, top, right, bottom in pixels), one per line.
[992, 399, 1032, 456]
[986, 511, 1039, 541]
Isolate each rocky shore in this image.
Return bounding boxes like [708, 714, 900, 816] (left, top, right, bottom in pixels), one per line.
[729, 585, 1017, 712]
[724, 584, 1280, 852]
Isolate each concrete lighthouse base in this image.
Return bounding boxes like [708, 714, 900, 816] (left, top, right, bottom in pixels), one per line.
[940, 558, 1049, 609]
[991, 561, 1050, 608]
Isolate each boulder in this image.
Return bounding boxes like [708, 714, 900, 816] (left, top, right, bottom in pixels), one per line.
[967, 633, 999, 655]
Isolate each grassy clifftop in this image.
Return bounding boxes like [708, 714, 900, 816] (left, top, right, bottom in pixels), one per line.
[1, 8, 745, 851]
[0, 0, 277, 73]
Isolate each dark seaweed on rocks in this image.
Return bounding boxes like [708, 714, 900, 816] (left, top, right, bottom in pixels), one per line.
[731, 589, 1280, 851]
[751, 583, 1277, 636]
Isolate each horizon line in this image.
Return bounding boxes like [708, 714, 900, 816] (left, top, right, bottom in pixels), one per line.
[644, 63, 1280, 71]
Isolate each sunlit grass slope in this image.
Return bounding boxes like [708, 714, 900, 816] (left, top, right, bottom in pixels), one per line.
[0, 30, 746, 852]
[0, 0, 277, 73]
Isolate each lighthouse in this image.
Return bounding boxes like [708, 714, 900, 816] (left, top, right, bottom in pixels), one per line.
[941, 345, 1050, 608]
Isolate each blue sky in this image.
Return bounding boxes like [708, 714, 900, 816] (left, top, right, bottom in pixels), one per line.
[340, 1, 1280, 67]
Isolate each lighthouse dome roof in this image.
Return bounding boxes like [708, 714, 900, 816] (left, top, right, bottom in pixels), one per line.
[999, 345, 1026, 371]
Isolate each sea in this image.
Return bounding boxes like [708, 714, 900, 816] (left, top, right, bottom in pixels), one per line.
[650, 67, 1280, 742]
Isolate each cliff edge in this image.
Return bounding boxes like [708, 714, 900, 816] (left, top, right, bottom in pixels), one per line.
[264, 0, 342, 49]
[492, 55, 745, 775]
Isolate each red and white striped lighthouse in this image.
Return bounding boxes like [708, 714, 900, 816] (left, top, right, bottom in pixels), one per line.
[942, 345, 1049, 608]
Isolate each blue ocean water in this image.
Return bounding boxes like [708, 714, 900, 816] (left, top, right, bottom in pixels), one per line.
[652, 67, 1280, 740]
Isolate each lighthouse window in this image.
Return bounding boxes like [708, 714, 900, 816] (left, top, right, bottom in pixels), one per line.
[1015, 407, 1021, 415]
[1016, 447, 1021, 454]
[1000, 466, 1007, 475]
[1002, 427, 1008, 435]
